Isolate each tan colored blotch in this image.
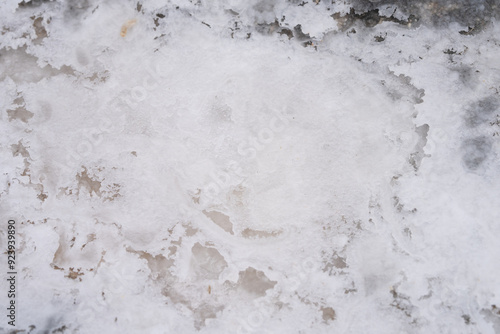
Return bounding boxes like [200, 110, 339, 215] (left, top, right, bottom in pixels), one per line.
[321, 306, 336, 322]
[191, 243, 228, 280]
[121, 19, 137, 37]
[237, 267, 277, 297]
[202, 210, 234, 235]
[76, 168, 101, 197]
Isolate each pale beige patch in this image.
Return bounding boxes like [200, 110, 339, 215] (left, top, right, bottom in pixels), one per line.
[202, 210, 234, 235]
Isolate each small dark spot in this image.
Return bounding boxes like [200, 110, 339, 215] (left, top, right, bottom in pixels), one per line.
[459, 24, 485, 36]
[225, 9, 239, 16]
[51, 325, 67, 333]
[293, 24, 311, 41]
[279, 28, 293, 39]
[66, 267, 84, 280]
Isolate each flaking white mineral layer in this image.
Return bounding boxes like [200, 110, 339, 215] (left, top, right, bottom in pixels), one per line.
[1, 0, 500, 333]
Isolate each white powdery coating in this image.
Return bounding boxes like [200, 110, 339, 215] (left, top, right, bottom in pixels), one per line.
[0, 1, 500, 333]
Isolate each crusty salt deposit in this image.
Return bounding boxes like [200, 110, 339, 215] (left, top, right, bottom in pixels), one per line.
[1, 0, 500, 333]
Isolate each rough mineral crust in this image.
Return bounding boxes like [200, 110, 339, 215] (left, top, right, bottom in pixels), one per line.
[1, 0, 500, 333]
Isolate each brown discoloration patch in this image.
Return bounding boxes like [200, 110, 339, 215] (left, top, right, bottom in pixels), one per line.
[202, 210, 234, 235]
[76, 167, 102, 197]
[121, 19, 137, 37]
[37, 192, 48, 201]
[126, 247, 173, 281]
[52, 233, 67, 267]
[66, 267, 84, 280]
[7, 106, 34, 122]
[193, 304, 224, 330]
[279, 27, 293, 39]
[237, 267, 277, 297]
[62, 167, 121, 200]
[87, 71, 109, 83]
[7, 94, 36, 122]
[390, 286, 413, 317]
[183, 223, 198, 237]
[324, 251, 348, 274]
[321, 306, 336, 322]
[81, 233, 96, 250]
[11, 141, 30, 158]
[32, 16, 48, 42]
[103, 183, 121, 201]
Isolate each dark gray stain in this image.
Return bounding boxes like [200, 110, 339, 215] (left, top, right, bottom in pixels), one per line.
[464, 96, 499, 128]
[462, 136, 492, 170]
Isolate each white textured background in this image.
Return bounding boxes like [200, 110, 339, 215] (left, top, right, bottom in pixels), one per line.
[1, 0, 500, 333]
